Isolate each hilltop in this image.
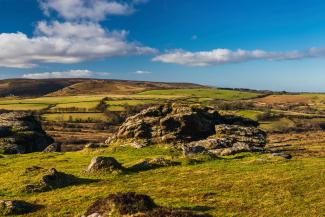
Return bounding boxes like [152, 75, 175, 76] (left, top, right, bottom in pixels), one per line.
[0, 78, 203, 97]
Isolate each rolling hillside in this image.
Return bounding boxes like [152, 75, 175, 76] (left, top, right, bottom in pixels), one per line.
[0, 78, 85, 97]
[0, 78, 203, 97]
[47, 79, 204, 96]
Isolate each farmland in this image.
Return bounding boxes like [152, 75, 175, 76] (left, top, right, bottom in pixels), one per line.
[0, 85, 325, 216]
[0, 88, 325, 147]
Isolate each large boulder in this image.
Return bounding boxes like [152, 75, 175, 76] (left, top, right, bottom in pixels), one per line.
[108, 104, 258, 146]
[0, 200, 38, 215]
[0, 112, 53, 154]
[183, 124, 267, 156]
[87, 156, 124, 173]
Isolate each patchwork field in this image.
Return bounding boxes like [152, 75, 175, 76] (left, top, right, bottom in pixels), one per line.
[138, 88, 263, 100]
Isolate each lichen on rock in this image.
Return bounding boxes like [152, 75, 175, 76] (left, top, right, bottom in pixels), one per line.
[107, 104, 267, 156]
[0, 112, 53, 154]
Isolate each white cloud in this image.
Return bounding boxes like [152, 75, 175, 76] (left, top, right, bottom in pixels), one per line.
[0, 21, 156, 68]
[22, 69, 110, 79]
[152, 48, 325, 66]
[39, 0, 134, 21]
[135, 70, 151, 74]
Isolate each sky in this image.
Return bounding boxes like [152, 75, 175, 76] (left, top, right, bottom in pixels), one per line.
[1, 0, 325, 91]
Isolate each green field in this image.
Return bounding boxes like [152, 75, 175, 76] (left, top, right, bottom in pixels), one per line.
[106, 99, 159, 106]
[42, 113, 109, 122]
[222, 110, 264, 121]
[0, 146, 323, 216]
[138, 88, 262, 100]
[0, 103, 50, 111]
[50, 101, 100, 111]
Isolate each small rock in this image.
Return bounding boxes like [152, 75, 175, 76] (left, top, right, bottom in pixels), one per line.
[43, 143, 61, 152]
[85, 143, 100, 149]
[129, 141, 148, 149]
[271, 152, 292, 159]
[24, 168, 80, 193]
[182, 144, 207, 156]
[87, 156, 124, 173]
[0, 200, 38, 215]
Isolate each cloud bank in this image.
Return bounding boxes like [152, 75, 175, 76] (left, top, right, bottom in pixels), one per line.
[0, 21, 156, 68]
[39, 0, 134, 21]
[22, 69, 110, 79]
[153, 48, 325, 66]
[0, 0, 155, 69]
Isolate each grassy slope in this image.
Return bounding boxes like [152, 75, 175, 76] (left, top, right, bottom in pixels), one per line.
[138, 88, 262, 100]
[47, 80, 203, 96]
[0, 147, 324, 217]
[0, 79, 85, 97]
[0, 79, 202, 98]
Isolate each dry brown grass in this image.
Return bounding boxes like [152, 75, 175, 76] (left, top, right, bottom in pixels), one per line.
[267, 131, 325, 157]
[254, 95, 310, 105]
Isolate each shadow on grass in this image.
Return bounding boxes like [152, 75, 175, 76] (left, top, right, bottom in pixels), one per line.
[179, 205, 214, 212]
[23, 170, 99, 193]
[123, 158, 182, 173]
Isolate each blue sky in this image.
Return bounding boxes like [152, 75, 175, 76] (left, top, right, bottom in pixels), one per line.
[1, 0, 325, 91]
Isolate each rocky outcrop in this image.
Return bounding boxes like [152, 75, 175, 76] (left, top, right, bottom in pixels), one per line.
[0, 112, 53, 154]
[107, 104, 259, 146]
[87, 156, 124, 173]
[83, 192, 210, 217]
[24, 168, 80, 193]
[183, 124, 267, 156]
[0, 200, 39, 215]
[106, 104, 266, 156]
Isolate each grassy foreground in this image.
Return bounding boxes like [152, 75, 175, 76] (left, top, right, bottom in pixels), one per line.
[0, 146, 324, 217]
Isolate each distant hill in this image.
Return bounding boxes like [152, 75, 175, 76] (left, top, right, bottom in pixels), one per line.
[0, 78, 203, 97]
[0, 79, 85, 97]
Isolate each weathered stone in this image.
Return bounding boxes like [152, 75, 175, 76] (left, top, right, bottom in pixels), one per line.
[271, 152, 292, 159]
[109, 104, 259, 146]
[24, 168, 80, 193]
[83, 192, 210, 217]
[0, 200, 38, 215]
[87, 156, 124, 173]
[43, 142, 61, 152]
[214, 124, 267, 146]
[84, 192, 157, 217]
[183, 124, 267, 156]
[0, 112, 53, 154]
[107, 104, 266, 156]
